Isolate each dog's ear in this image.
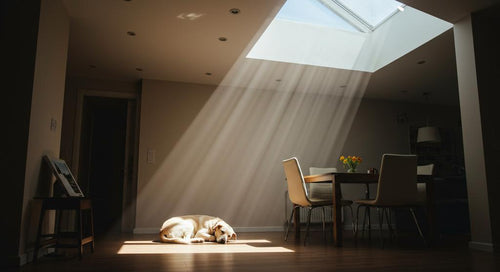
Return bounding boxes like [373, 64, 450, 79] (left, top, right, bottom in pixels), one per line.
[231, 233, 237, 240]
[211, 223, 221, 234]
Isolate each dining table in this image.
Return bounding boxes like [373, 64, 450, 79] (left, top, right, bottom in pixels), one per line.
[300, 172, 435, 247]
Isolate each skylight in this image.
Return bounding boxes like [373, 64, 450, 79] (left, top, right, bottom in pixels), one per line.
[276, 0, 358, 32]
[247, 0, 453, 72]
[330, 0, 404, 31]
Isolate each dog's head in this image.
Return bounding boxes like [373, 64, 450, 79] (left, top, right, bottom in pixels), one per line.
[213, 220, 237, 244]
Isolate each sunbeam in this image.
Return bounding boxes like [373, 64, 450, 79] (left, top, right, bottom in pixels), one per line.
[133, 1, 372, 231]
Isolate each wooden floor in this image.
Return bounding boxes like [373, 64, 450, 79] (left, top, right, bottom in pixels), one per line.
[8, 231, 499, 272]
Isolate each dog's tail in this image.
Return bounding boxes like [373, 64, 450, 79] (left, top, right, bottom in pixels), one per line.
[159, 229, 191, 244]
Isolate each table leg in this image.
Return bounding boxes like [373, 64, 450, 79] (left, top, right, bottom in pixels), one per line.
[332, 179, 342, 246]
[33, 201, 45, 263]
[365, 184, 371, 240]
[78, 208, 83, 259]
[426, 179, 436, 245]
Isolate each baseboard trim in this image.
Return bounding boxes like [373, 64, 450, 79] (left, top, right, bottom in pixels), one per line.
[2, 248, 51, 267]
[233, 226, 283, 232]
[347, 224, 396, 230]
[1, 255, 22, 268]
[134, 227, 159, 234]
[134, 226, 284, 234]
[134, 224, 397, 234]
[469, 241, 494, 252]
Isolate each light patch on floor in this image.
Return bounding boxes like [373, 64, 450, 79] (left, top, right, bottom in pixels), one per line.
[117, 239, 293, 254]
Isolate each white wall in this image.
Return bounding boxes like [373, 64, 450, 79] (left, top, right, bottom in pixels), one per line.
[20, 0, 69, 262]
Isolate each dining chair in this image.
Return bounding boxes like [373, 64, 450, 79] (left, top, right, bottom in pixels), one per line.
[354, 154, 425, 247]
[417, 164, 434, 203]
[282, 157, 332, 245]
[309, 167, 355, 233]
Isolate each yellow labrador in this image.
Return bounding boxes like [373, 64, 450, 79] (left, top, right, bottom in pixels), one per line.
[159, 215, 237, 244]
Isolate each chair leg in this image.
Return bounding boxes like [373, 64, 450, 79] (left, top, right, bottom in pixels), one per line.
[284, 190, 288, 228]
[89, 207, 95, 252]
[321, 207, 326, 242]
[384, 208, 395, 241]
[361, 205, 369, 238]
[377, 208, 385, 248]
[354, 204, 363, 244]
[367, 207, 372, 240]
[409, 208, 426, 244]
[284, 205, 297, 241]
[304, 207, 313, 245]
[346, 205, 355, 234]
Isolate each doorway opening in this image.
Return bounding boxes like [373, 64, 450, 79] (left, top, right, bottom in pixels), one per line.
[78, 96, 138, 235]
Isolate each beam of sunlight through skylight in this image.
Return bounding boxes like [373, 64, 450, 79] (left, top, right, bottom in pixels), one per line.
[132, 2, 371, 231]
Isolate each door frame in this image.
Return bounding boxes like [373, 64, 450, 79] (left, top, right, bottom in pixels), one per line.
[72, 89, 139, 232]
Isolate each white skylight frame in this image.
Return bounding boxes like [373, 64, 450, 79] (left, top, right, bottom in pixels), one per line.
[246, 0, 453, 73]
[319, 0, 405, 32]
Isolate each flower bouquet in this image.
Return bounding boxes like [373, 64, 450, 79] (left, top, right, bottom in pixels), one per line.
[339, 155, 362, 173]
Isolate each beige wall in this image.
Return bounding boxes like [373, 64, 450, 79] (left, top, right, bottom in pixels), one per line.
[337, 99, 462, 221]
[19, 0, 69, 261]
[135, 78, 461, 231]
[454, 16, 493, 250]
[136, 80, 216, 231]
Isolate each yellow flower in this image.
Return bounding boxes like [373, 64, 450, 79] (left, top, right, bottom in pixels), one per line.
[339, 154, 362, 171]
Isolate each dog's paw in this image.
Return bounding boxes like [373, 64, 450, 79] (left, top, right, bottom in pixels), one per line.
[191, 238, 205, 243]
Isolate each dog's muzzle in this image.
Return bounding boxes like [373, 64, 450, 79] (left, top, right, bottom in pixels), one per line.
[218, 236, 227, 244]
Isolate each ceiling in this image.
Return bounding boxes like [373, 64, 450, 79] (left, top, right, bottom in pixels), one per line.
[62, 0, 499, 105]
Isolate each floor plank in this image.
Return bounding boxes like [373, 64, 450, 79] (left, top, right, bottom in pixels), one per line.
[9, 231, 499, 272]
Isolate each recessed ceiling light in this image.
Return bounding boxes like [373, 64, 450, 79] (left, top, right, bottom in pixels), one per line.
[205, 72, 212, 76]
[339, 85, 347, 88]
[218, 37, 227, 42]
[275, 79, 282, 82]
[177, 13, 204, 20]
[417, 60, 426, 65]
[229, 8, 240, 15]
[127, 31, 136, 36]
[136, 68, 143, 72]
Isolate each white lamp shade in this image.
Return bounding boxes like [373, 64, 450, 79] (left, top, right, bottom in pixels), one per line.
[417, 126, 441, 143]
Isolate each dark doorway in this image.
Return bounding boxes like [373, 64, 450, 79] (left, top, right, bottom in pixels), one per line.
[79, 97, 128, 235]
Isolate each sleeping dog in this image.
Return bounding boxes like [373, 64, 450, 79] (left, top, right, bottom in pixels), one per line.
[159, 215, 237, 244]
